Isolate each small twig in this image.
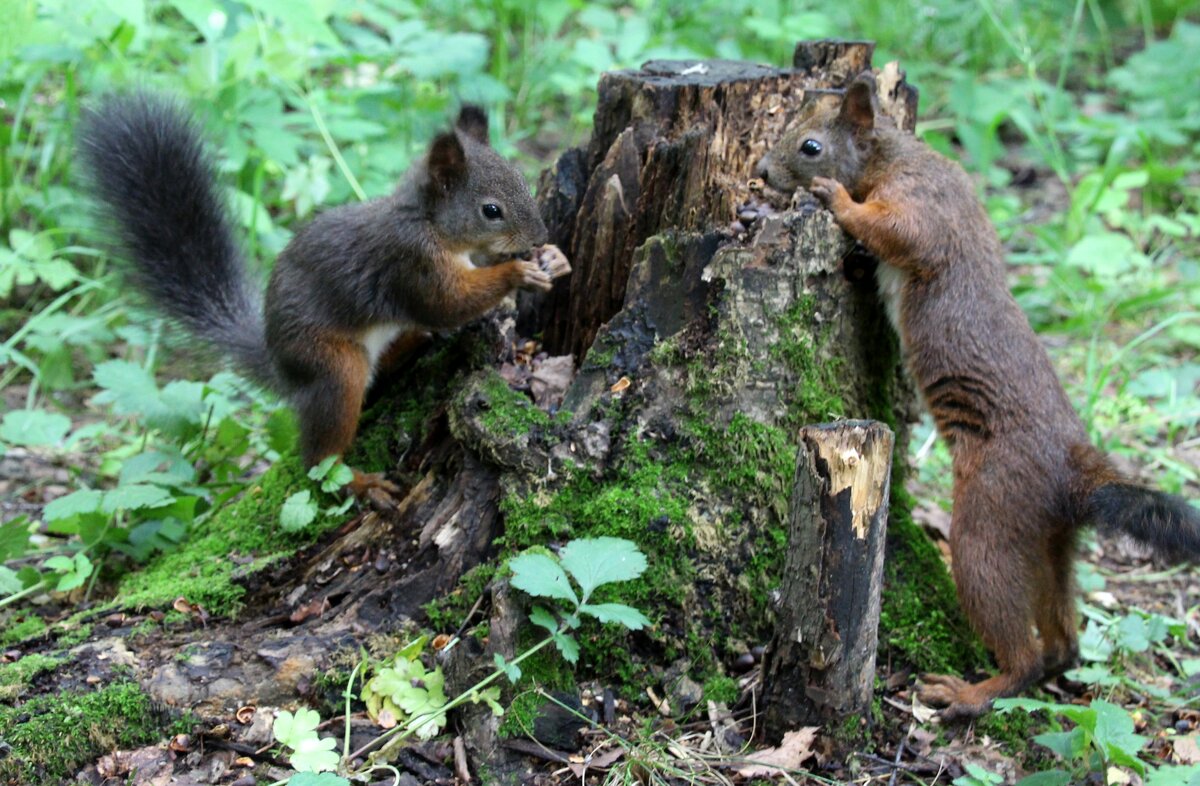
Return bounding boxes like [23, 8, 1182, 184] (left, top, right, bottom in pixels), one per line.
[887, 739, 905, 786]
[857, 751, 923, 776]
[453, 736, 471, 784]
[452, 592, 487, 641]
[502, 738, 572, 764]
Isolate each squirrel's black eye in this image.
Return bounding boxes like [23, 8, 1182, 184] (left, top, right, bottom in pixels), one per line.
[482, 203, 503, 220]
[800, 139, 822, 156]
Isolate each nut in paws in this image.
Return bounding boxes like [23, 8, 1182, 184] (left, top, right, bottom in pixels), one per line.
[535, 244, 572, 280]
[518, 260, 553, 292]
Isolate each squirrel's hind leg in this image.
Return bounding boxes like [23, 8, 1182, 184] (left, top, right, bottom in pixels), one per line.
[918, 485, 1046, 720]
[284, 334, 402, 511]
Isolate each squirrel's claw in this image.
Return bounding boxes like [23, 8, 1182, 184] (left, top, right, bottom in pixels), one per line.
[536, 244, 572, 280]
[809, 176, 847, 209]
[516, 260, 554, 292]
[349, 469, 403, 513]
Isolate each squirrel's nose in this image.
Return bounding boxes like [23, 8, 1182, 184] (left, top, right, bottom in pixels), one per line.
[753, 154, 770, 183]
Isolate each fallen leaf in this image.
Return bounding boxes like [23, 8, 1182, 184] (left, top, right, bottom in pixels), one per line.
[531, 355, 574, 407]
[735, 727, 818, 778]
[1175, 735, 1200, 765]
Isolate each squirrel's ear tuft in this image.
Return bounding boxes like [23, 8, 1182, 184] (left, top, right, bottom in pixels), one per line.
[455, 105, 490, 146]
[839, 73, 878, 133]
[427, 132, 467, 194]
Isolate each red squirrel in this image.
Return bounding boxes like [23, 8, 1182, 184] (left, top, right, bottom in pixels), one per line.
[80, 95, 569, 505]
[756, 72, 1200, 719]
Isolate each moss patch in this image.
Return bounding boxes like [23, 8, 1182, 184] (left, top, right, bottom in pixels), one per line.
[0, 681, 164, 784]
[0, 653, 65, 701]
[0, 614, 47, 646]
[702, 675, 738, 704]
[772, 296, 846, 425]
[423, 563, 497, 633]
[474, 371, 553, 439]
[116, 454, 339, 616]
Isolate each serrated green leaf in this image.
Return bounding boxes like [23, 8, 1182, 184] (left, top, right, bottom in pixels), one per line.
[43, 489, 103, 521]
[528, 605, 558, 631]
[559, 537, 646, 598]
[93, 360, 161, 415]
[44, 555, 74, 572]
[289, 733, 339, 772]
[0, 566, 25, 594]
[1034, 728, 1087, 760]
[508, 553, 577, 604]
[308, 455, 340, 481]
[578, 602, 651, 630]
[494, 653, 521, 683]
[265, 408, 298, 455]
[273, 707, 322, 748]
[0, 409, 71, 446]
[0, 516, 31, 562]
[471, 686, 504, 716]
[280, 491, 319, 531]
[397, 636, 428, 661]
[1092, 699, 1147, 773]
[102, 484, 175, 513]
[553, 632, 580, 664]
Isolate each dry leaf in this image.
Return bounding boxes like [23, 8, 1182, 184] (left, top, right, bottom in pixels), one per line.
[735, 727, 818, 778]
[1175, 735, 1200, 765]
[530, 355, 574, 407]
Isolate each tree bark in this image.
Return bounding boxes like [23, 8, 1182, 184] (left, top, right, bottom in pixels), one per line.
[761, 421, 894, 734]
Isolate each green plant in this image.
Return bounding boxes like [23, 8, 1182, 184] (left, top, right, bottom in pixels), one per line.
[267, 538, 649, 783]
[996, 698, 1200, 785]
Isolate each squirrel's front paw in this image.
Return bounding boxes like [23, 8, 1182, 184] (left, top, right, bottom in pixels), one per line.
[810, 176, 848, 209]
[516, 260, 553, 292]
[536, 244, 572, 280]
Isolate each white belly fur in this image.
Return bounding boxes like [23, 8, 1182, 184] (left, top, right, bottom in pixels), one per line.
[874, 262, 905, 337]
[361, 323, 407, 384]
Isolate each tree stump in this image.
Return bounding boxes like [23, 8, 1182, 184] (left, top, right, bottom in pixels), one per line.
[761, 421, 894, 733]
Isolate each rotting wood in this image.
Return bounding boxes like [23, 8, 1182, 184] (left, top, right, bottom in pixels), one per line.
[761, 420, 894, 734]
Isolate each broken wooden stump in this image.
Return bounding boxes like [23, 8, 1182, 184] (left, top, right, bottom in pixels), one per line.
[762, 420, 894, 733]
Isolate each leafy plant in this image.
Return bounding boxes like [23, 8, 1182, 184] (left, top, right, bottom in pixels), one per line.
[506, 536, 651, 667]
[996, 698, 1200, 784]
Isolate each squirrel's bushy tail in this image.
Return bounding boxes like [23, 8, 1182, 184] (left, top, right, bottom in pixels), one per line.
[78, 92, 275, 388]
[1085, 483, 1200, 562]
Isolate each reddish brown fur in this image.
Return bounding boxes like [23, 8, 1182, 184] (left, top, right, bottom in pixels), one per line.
[756, 74, 1148, 719]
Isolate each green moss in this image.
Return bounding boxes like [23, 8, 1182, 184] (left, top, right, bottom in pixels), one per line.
[0, 681, 163, 784]
[55, 622, 93, 648]
[974, 707, 1053, 767]
[702, 675, 738, 704]
[499, 440, 696, 682]
[117, 454, 340, 616]
[0, 653, 66, 701]
[475, 371, 551, 438]
[879, 483, 988, 674]
[423, 563, 497, 632]
[497, 690, 544, 739]
[772, 296, 846, 424]
[0, 614, 47, 646]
